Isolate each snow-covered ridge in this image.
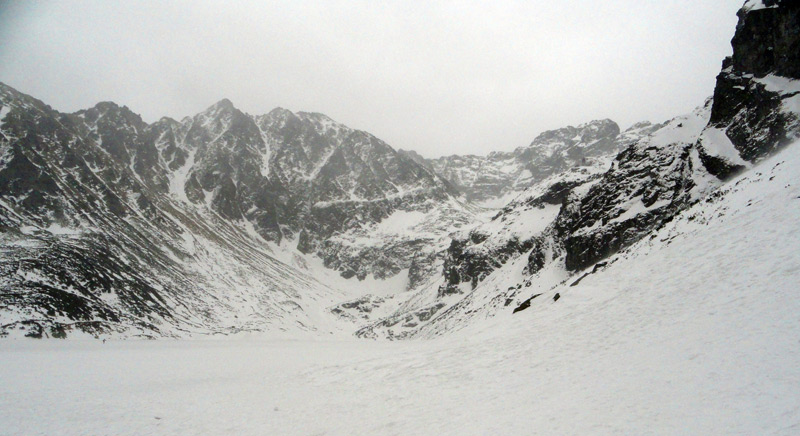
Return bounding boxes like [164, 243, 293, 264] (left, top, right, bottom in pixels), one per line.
[419, 119, 662, 206]
[0, 82, 475, 338]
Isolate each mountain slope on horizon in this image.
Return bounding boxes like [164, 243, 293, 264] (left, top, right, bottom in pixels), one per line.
[404, 119, 663, 207]
[0, 83, 478, 338]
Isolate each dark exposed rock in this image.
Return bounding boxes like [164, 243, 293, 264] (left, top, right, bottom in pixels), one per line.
[730, 1, 800, 79]
[709, 1, 800, 161]
[354, 302, 447, 339]
[698, 147, 747, 180]
[550, 2, 800, 273]
[512, 293, 542, 314]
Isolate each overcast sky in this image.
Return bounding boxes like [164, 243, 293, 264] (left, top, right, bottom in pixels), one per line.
[0, 0, 743, 157]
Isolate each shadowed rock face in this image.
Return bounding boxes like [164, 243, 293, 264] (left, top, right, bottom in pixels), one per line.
[420, 121, 663, 299]
[437, 177, 586, 296]
[554, 2, 800, 273]
[557, 137, 701, 271]
[710, 0, 800, 162]
[730, 0, 800, 79]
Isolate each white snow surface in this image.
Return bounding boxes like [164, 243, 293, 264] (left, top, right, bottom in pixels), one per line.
[2, 140, 799, 435]
[374, 209, 427, 235]
[743, 0, 777, 12]
[699, 127, 751, 167]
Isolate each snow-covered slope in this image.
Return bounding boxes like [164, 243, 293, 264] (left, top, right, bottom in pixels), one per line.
[414, 130, 800, 337]
[1, 139, 797, 434]
[354, 120, 667, 337]
[400, 86, 799, 338]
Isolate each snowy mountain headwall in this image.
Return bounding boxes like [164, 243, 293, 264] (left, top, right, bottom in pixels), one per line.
[357, 0, 800, 339]
[414, 120, 665, 207]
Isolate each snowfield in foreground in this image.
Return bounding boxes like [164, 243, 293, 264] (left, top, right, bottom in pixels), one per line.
[2, 143, 799, 435]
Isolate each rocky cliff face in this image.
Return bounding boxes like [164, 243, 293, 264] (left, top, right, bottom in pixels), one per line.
[253, 109, 467, 283]
[708, 0, 800, 166]
[423, 121, 663, 297]
[0, 87, 345, 338]
[356, 0, 800, 339]
[461, 0, 800, 278]
[416, 120, 664, 207]
[556, 0, 800, 273]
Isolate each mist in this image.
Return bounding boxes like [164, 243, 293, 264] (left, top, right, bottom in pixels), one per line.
[0, 0, 743, 156]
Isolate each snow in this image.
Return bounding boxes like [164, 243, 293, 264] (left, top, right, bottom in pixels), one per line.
[474, 190, 519, 209]
[742, 0, 777, 12]
[645, 99, 711, 148]
[169, 149, 196, 203]
[751, 74, 800, 114]
[45, 223, 82, 236]
[2, 74, 800, 434]
[478, 203, 560, 244]
[374, 210, 426, 235]
[351, 269, 410, 297]
[3, 141, 795, 434]
[265, 238, 411, 299]
[688, 146, 721, 200]
[18, 225, 37, 235]
[754, 74, 800, 94]
[256, 127, 272, 178]
[0, 105, 10, 121]
[699, 127, 750, 167]
[608, 196, 670, 224]
[303, 145, 337, 181]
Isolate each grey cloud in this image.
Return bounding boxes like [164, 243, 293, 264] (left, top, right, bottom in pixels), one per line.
[0, 0, 743, 157]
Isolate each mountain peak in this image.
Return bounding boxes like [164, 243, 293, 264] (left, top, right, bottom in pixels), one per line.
[529, 119, 619, 147]
[195, 98, 243, 126]
[209, 98, 235, 111]
[75, 101, 146, 129]
[297, 111, 333, 121]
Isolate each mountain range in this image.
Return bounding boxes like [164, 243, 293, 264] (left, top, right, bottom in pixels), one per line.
[1, 0, 798, 340]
